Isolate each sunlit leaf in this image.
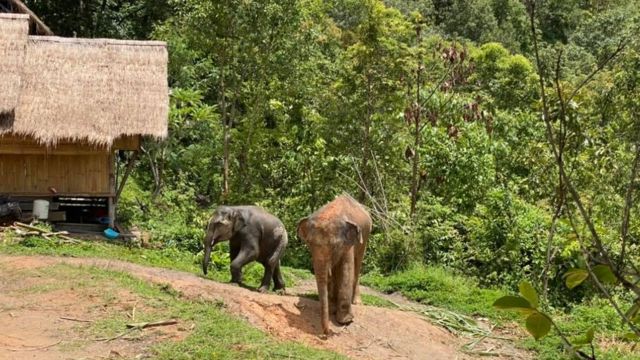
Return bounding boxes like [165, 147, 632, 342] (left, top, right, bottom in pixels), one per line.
[525, 312, 552, 340]
[592, 265, 617, 284]
[564, 269, 589, 289]
[493, 295, 534, 313]
[518, 281, 539, 308]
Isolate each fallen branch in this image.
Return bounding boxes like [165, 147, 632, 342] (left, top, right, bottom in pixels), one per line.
[1, 339, 62, 352]
[94, 319, 178, 342]
[125, 319, 178, 329]
[94, 328, 137, 342]
[12, 222, 81, 243]
[60, 316, 93, 323]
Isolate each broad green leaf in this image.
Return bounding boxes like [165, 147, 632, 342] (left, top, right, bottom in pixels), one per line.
[592, 265, 617, 284]
[493, 295, 533, 313]
[525, 312, 552, 340]
[518, 281, 539, 308]
[564, 269, 589, 289]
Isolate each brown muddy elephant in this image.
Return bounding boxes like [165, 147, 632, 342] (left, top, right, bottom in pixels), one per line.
[297, 194, 372, 335]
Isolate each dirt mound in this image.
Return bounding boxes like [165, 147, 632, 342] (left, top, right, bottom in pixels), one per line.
[0, 255, 527, 359]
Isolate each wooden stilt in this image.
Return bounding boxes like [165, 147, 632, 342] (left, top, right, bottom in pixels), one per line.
[108, 151, 116, 228]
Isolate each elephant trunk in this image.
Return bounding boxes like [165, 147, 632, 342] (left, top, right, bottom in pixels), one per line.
[202, 233, 214, 275]
[313, 258, 330, 335]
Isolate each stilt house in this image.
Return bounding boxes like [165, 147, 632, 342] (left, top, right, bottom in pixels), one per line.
[0, 10, 168, 228]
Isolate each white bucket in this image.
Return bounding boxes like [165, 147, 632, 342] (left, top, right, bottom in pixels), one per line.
[33, 199, 50, 220]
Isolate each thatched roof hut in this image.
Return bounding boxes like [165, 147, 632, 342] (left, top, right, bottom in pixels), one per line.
[0, 13, 169, 146]
[0, 12, 169, 228]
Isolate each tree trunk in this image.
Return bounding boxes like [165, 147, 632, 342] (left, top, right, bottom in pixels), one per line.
[410, 62, 422, 218]
[221, 76, 230, 201]
[359, 73, 373, 203]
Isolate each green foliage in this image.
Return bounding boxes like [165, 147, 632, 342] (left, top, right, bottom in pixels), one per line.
[526, 312, 552, 340]
[565, 269, 590, 289]
[42, 0, 640, 357]
[519, 281, 540, 308]
[494, 284, 562, 349]
[25, 0, 172, 39]
[362, 265, 512, 320]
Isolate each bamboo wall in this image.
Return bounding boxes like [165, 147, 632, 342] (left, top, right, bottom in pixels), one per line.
[0, 153, 111, 195]
[0, 135, 139, 196]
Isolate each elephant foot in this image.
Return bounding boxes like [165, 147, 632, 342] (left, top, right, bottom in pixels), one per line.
[274, 288, 287, 295]
[336, 312, 354, 325]
[257, 285, 269, 293]
[352, 295, 362, 305]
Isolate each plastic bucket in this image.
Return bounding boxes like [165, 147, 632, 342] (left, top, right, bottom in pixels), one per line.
[33, 199, 50, 220]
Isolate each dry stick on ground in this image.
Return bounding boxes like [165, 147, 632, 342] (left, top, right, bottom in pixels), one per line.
[60, 316, 93, 323]
[95, 320, 178, 342]
[130, 301, 139, 321]
[13, 222, 81, 243]
[1, 339, 62, 352]
[126, 319, 178, 329]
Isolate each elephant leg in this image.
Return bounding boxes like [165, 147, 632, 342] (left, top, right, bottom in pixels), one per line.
[258, 261, 274, 293]
[329, 264, 340, 315]
[336, 247, 355, 325]
[272, 262, 285, 291]
[230, 248, 256, 285]
[312, 258, 331, 335]
[230, 242, 240, 262]
[352, 242, 367, 305]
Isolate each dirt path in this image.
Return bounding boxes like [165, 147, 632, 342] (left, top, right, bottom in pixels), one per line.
[0, 255, 528, 359]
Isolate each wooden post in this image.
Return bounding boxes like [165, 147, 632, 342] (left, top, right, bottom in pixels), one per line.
[108, 151, 115, 228]
[115, 151, 139, 203]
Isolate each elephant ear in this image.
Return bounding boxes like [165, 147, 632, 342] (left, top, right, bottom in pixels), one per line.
[297, 217, 309, 243]
[343, 219, 362, 245]
[232, 210, 246, 232]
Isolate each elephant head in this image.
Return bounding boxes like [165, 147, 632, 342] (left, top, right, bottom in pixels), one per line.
[202, 206, 245, 275]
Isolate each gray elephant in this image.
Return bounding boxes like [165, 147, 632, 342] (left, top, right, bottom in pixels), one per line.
[297, 194, 372, 335]
[202, 205, 288, 293]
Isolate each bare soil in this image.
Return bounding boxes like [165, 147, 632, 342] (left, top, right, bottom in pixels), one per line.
[0, 257, 186, 360]
[0, 255, 530, 359]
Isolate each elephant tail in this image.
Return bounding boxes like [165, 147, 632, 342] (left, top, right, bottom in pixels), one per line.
[269, 226, 288, 267]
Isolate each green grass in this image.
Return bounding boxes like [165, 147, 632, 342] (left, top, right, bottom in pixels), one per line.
[3, 262, 343, 359]
[362, 265, 513, 321]
[1, 235, 311, 290]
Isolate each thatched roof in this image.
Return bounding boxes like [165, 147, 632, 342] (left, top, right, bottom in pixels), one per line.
[0, 14, 169, 146]
[0, 14, 28, 119]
